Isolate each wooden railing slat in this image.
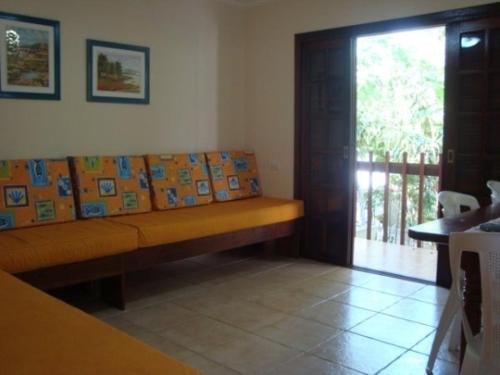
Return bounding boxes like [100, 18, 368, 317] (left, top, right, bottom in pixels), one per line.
[367, 152, 373, 240]
[383, 152, 390, 243]
[417, 153, 425, 248]
[400, 152, 408, 246]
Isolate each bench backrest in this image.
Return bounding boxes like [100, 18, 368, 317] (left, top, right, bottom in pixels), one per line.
[70, 155, 152, 218]
[205, 151, 262, 201]
[145, 153, 213, 210]
[0, 159, 75, 230]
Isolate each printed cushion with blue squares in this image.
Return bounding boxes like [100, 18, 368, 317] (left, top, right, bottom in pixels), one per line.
[70, 156, 151, 218]
[145, 153, 213, 210]
[0, 159, 76, 231]
[205, 151, 262, 201]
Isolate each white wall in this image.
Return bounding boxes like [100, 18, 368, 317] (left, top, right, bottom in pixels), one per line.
[0, 0, 246, 158]
[244, 0, 496, 198]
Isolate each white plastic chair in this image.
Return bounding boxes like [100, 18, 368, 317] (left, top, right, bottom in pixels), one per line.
[438, 191, 480, 218]
[427, 191, 481, 373]
[449, 232, 500, 375]
[426, 229, 463, 373]
[487, 180, 500, 204]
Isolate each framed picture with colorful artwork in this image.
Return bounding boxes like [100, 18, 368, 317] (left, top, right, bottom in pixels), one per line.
[87, 39, 150, 104]
[0, 12, 60, 100]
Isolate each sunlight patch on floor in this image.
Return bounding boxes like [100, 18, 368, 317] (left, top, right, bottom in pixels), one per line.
[353, 237, 437, 282]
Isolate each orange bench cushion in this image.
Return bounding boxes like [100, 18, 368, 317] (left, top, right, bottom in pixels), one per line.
[145, 153, 213, 210]
[0, 158, 75, 230]
[70, 155, 151, 218]
[206, 151, 262, 201]
[0, 219, 138, 273]
[107, 197, 304, 247]
[0, 270, 201, 375]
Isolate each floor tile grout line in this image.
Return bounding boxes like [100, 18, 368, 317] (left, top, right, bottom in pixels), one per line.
[251, 320, 345, 354]
[307, 351, 370, 375]
[300, 330, 371, 374]
[377, 310, 440, 328]
[407, 348, 460, 366]
[164, 295, 310, 362]
[239, 266, 351, 289]
[354, 284, 428, 299]
[342, 328, 433, 352]
[306, 327, 428, 374]
[185, 350, 246, 374]
[108, 314, 247, 374]
[156, 292, 397, 374]
[408, 329, 461, 365]
[405, 295, 448, 306]
[373, 348, 413, 375]
[309, 340, 385, 375]
[322, 291, 405, 315]
[266, 350, 369, 375]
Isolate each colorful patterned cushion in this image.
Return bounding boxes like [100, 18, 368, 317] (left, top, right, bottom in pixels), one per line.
[0, 159, 76, 230]
[205, 151, 262, 201]
[70, 156, 151, 218]
[145, 153, 213, 210]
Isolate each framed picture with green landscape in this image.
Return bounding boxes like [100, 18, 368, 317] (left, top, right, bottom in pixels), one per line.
[0, 12, 60, 100]
[87, 40, 149, 104]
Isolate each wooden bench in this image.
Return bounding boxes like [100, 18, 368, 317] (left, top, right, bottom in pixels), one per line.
[0, 155, 303, 309]
[14, 199, 303, 309]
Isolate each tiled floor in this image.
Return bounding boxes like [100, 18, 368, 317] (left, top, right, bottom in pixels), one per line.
[81, 247, 458, 375]
[353, 238, 438, 282]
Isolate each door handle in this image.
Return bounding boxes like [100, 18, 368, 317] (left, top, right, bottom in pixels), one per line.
[447, 149, 455, 164]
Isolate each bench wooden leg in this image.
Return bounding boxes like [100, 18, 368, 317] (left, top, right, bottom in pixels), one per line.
[101, 274, 125, 310]
[272, 231, 301, 258]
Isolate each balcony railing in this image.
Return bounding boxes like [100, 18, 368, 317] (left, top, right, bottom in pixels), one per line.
[355, 151, 442, 247]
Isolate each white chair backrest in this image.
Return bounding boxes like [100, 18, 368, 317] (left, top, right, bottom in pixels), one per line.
[438, 191, 480, 218]
[449, 232, 500, 370]
[487, 180, 500, 204]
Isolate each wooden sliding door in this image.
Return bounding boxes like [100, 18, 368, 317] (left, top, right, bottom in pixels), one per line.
[295, 4, 500, 267]
[443, 17, 500, 202]
[295, 37, 356, 265]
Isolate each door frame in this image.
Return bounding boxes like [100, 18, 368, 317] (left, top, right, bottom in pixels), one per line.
[294, 2, 500, 266]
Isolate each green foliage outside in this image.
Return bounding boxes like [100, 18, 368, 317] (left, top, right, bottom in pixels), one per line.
[356, 27, 445, 243]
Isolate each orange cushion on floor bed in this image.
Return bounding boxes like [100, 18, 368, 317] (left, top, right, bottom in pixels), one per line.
[107, 197, 304, 247]
[0, 219, 138, 273]
[0, 269, 201, 375]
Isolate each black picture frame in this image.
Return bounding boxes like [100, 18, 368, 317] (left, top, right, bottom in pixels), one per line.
[0, 11, 60, 100]
[87, 39, 150, 104]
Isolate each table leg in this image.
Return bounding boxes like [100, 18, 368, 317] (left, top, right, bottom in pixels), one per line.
[436, 244, 452, 288]
[460, 252, 482, 366]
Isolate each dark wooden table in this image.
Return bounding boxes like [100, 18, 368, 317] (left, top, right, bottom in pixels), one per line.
[408, 203, 500, 364]
[409, 203, 500, 287]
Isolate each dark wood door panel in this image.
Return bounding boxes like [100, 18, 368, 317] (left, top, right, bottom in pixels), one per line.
[297, 37, 355, 265]
[443, 17, 500, 202]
